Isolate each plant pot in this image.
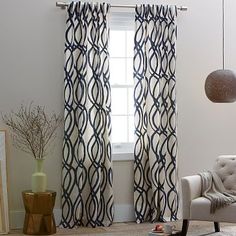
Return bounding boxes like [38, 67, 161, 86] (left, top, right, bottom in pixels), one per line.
[31, 159, 47, 192]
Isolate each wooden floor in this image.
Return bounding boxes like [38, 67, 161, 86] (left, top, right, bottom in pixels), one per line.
[9, 221, 236, 236]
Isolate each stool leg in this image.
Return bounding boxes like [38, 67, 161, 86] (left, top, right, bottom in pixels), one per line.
[181, 219, 189, 236]
[214, 222, 220, 232]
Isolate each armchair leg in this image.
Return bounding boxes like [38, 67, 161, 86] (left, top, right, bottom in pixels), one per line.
[181, 219, 189, 236]
[214, 222, 220, 232]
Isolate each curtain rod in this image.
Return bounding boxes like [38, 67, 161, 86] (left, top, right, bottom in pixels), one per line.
[56, 1, 188, 11]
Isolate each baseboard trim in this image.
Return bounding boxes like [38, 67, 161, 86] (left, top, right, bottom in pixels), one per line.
[10, 210, 24, 230]
[10, 204, 135, 229]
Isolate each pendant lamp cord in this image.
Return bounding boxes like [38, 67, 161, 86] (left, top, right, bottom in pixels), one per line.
[222, 0, 225, 70]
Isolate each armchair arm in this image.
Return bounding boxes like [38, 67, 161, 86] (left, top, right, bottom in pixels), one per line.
[181, 175, 202, 219]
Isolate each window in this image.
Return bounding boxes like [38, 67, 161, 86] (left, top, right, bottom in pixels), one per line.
[109, 30, 134, 155]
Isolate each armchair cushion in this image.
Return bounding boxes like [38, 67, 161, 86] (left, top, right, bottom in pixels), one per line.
[191, 197, 236, 222]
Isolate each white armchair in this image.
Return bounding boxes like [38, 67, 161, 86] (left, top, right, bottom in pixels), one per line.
[181, 155, 236, 236]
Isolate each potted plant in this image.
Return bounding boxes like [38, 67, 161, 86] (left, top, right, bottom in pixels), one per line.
[2, 103, 62, 192]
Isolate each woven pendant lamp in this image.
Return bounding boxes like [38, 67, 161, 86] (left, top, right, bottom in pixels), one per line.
[205, 70, 236, 102]
[205, 0, 236, 103]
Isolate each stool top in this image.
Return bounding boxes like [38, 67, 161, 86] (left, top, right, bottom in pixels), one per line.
[22, 190, 56, 196]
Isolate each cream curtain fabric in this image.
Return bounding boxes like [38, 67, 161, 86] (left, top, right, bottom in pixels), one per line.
[133, 4, 179, 222]
[62, 1, 114, 228]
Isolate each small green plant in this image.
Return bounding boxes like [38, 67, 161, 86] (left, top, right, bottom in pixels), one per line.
[2, 103, 62, 159]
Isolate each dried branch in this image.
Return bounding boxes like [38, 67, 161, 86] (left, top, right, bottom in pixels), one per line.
[2, 103, 62, 159]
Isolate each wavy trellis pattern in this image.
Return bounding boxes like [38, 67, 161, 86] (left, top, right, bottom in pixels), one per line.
[62, 2, 114, 228]
[134, 5, 179, 223]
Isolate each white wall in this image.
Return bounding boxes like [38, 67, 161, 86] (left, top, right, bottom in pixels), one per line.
[225, 0, 236, 70]
[1, 0, 236, 228]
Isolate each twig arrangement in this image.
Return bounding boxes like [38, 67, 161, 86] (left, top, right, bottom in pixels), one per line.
[2, 103, 62, 159]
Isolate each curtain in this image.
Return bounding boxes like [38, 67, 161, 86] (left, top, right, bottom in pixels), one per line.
[134, 4, 178, 223]
[62, 2, 114, 228]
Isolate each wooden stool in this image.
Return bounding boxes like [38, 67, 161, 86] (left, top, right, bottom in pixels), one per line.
[22, 190, 56, 235]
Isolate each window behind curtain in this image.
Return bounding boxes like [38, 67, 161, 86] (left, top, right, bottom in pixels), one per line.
[109, 10, 135, 156]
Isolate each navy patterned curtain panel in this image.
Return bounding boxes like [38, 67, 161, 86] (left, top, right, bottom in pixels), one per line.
[62, 2, 114, 228]
[134, 5, 178, 223]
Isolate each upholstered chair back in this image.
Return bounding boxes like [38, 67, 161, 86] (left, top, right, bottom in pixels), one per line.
[213, 155, 236, 191]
